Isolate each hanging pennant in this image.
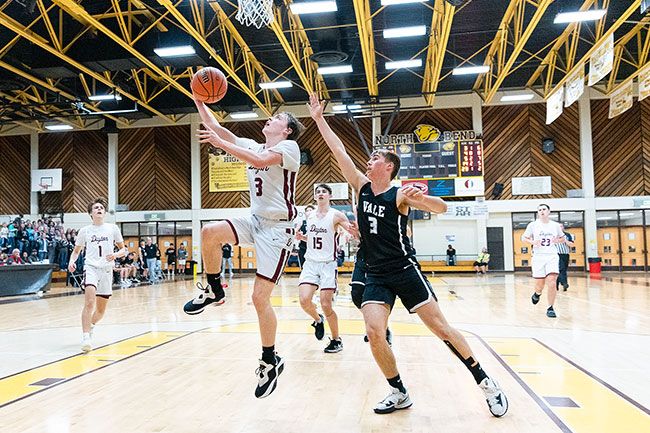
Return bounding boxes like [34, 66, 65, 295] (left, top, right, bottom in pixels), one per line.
[546, 86, 564, 125]
[609, 80, 634, 119]
[639, 62, 650, 101]
[589, 34, 614, 86]
[564, 67, 585, 107]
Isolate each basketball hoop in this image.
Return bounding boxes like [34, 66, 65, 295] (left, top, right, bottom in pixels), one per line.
[38, 184, 49, 195]
[236, 0, 274, 29]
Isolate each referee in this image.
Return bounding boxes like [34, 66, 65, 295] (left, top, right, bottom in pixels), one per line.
[556, 223, 575, 291]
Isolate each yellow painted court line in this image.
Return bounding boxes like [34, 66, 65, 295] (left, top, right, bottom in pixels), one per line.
[483, 337, 650, 433]
[0, 331, 191, 408]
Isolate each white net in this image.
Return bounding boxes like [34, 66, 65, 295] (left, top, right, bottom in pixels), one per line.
[236, 0, 274, 29]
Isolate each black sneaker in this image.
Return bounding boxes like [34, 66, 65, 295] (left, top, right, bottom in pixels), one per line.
[531, 292, 541, 305]
[562, 283, 569, 291]
[546, 306, 557, 318]
[311, 314, 325, 340]
[324, 338, 343, 353]
[254, 355, 285, 398]
[183, 282, 225, 315]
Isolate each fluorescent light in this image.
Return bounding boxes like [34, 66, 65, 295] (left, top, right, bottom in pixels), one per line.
[154, 45, 196, 57]
[381, 0, 425, 5]
[230, 112, 259, 119]
[290, 1, 337, 14]
[45, 124, 73, 131]
[383, 25, 426, 39]
[452, 65, 489, 75]
[554, 9, 607, 23]
[259, 81, 293, 89]
[386, 59, 422, 70]
[317, 65, 353, 75]
[89, 94, 122, 101]
[501, 94, 535, 102]
[332, 104, 361, 111]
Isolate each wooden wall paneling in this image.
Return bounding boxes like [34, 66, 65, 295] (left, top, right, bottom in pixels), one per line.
[592, 99, 645, 196]
[0, 135, 30, 214]
[39, 132, 73, 213]
[72, 131, 108, 212]
[154, 125, 191, 210]
[118, 128, 156, 211]
[483, 103, 581, 200]
[641, 99, 650, 194]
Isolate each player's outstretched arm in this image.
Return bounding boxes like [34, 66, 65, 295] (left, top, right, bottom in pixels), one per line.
[307, 94, 368, 191]
[194, 99, 239, 143]
[197, 127, 281, 168]
[397, 185, 447, 214]
[333, 210, 353, 233]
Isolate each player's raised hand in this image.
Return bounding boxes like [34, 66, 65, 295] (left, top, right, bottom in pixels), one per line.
[400, 184, 425, 203]
[307, 93, 325, 120]
[197, 125, 224, 149]
[347, 221, 360, 239]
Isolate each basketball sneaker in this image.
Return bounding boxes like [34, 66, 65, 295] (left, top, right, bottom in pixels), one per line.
[183, 282, 225, 315]
[254, 355, 285, 398]
[311, 314, 325, 340]
[479, 377, 508, 417]
[89, 324, 95, 338]
[81, 335, 92, 353]
[373, 387, 412, 414]
[324, 338, 343, 353]
[546, 306, 557, 318]
[531, 292, 541, 305]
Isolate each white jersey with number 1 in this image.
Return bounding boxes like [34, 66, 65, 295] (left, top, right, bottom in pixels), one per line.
[75, 223, 124, 268]
[523, 220, 564, 255]
[305, 209, 339, 262]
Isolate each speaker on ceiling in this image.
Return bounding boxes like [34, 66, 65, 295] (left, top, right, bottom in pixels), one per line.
[300, 149, 313, 166]
[542, 138, 555, 154]
[492, 183, 504, 199]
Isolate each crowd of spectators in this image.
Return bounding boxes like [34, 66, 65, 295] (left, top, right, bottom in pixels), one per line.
[0, 216, 77, 269]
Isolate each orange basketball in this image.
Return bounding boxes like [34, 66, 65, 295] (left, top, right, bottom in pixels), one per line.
[191, 67, 228, 104]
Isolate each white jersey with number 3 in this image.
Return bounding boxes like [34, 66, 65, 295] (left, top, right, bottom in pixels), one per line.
[234, 137, 300, 221]
[523, 220, 564, 255]
[76, 223, 124, 268]
[305, 209, 339, 262]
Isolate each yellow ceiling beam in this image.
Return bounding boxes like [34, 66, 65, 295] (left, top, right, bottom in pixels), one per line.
[606, 15, 650, 93]
[352, 0, 377, 97]
[157, 0, 273, 116]
[0, 9, 173, 122]
[475, 0, 553, 103]
[270, 1, 329, 99]
[545, 0, 641, 99]
[422, 0, 455, 106]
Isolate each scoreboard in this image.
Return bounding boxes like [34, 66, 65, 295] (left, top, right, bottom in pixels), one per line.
[379, 138, 484, 197]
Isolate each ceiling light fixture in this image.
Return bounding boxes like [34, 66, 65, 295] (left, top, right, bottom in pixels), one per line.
[452, 65, 489, 75]
[45, 124, 74, 131]
[501, 94, 535, 102]
[386, 59, 422, 70]
[317, 65, 353, 75]
[259, 81, 293, 89]
[289, 1, 338, 14]
[383, 25, 427, 38]
[554, 9, 607, 24]
[230, 112, 259, 119]
[154, 45, 196, 57]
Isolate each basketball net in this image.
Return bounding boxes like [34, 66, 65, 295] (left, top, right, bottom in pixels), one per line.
[38, 184, 49, 195]
[236, 0, 274, 29]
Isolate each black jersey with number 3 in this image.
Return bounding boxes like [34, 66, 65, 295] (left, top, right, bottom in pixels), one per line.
[357, 182, 416, 273]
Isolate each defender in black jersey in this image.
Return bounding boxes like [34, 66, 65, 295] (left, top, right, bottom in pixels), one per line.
[309, 94, 508, 417]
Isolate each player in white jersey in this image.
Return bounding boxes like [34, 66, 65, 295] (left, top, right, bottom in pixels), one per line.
[68, 198, 127, 352]
[521, 204, 566, 318]
[297, 184, 351, 353]
[183, 97, 304, 398]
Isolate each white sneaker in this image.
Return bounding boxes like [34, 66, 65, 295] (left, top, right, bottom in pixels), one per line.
[89, 324, 95, 338]
[81, 335, 92, 353]
[480, 377, 508, 417]
[373, 387, 412, 414]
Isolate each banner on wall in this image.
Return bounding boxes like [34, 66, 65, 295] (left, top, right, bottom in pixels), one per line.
[639, 62, 650, 101]
[208, 153, 248, 192]
[609, 80, 634, 119]
[546, 86, 564, 125]
[437, 202, 488, 220]
[564, 67, 585, 107]
[588, 33, 614, 86]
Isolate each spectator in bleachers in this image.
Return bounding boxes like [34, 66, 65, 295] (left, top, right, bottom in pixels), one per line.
[8, 248, 23, 265]
[0, 252, 7, 265]
[1, 222, 8, 252]
[7, 220, 16, 251]
[37, 232, 48, 261]
[28, 249, 39, 263]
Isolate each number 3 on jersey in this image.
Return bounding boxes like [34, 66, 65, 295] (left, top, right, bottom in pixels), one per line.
[368, 216, 378, 234]
[254, 177, 263, 196]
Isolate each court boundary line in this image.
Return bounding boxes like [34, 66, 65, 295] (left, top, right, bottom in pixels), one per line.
[0, 328, 206, 409]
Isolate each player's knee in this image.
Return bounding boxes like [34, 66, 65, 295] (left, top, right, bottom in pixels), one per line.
[365, 322, 386, 344]
[321, 301, 334, 316]
[251, 291, 270, 309]
[298, 293, 312, 309]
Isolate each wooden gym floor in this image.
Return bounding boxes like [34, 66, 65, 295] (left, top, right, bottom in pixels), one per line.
[0, 272, 648, 433]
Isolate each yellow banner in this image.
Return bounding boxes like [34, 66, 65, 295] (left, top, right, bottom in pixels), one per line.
[588, 34, 614, 86]
[609, 80, 634, 119]
[208, 153, 248, 192]
[639, 62, 650, 101]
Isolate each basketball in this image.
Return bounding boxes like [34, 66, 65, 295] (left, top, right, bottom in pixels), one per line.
[191, 67, 228, 104]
